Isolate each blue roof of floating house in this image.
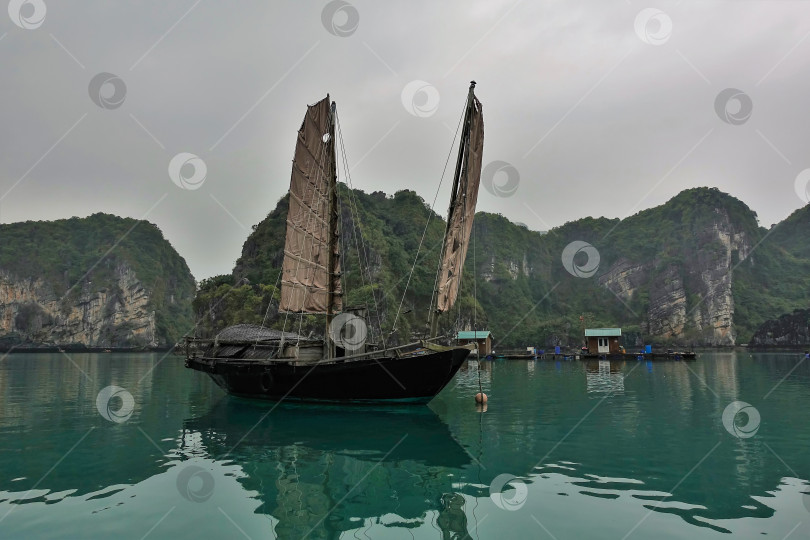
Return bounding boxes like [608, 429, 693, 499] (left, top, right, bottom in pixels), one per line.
[457, 331, 492, 340]
[585, 328, 621, 337]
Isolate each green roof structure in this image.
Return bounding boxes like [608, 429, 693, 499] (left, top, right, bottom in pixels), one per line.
[457, 331, 492, 339]
[584, 328, 622, 337]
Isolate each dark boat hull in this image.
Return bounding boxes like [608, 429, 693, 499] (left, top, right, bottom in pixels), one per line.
[186, 347, 470, 404]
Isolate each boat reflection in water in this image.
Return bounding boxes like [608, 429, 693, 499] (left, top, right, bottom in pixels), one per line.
[181, 399, 473, 538]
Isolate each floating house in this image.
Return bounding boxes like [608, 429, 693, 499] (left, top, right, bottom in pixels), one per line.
[456, 330, 493, 355]
[585, 328, 622, 354]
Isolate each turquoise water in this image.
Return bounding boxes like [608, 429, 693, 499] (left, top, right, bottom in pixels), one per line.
[0, 352, 808, 539]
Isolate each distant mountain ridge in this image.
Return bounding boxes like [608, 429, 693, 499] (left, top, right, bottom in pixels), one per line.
[193, 186, 810, 348]
[2, 190, 804, 349]
[0, 213, 195, 348]
[477, 188, 809, 347]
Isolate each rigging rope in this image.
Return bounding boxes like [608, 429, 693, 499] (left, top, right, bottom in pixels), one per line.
[257, 267, 283, 330]
[249, 267, 283, 353]
[335, 111, 388, 349]
[391, 99, 466, 336]
[370, 99, 469, 336]
[473, 186, 479, 359]
[426, 98, 473, 328]
[333, 121, 368, 300]
[450, 96, 475, 341]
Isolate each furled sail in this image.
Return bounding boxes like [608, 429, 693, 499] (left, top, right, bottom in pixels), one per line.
[435, 91, 484, 313]
[279, 96, 342, 314]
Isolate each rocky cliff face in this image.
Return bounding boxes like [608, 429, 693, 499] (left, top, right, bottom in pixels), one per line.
[199, 186, 809, 348]
[481, 253, 531, 282]
[597, 208, 751, 346]
[0, 213, 196, 348]
[750, 309, 810, 347]
[0, 263, 157, 348]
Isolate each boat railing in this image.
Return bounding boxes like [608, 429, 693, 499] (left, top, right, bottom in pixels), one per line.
[184, 334, 461, 363]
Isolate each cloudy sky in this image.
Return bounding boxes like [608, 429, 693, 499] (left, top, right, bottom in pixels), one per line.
[2, 1, 809, 280]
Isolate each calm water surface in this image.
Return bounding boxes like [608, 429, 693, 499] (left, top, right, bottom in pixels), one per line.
[0, 352, 808, 539]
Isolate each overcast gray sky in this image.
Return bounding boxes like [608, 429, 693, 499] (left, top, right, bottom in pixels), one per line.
[2, 1, 809, 280]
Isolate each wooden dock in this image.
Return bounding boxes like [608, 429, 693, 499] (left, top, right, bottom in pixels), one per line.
[581, 352, 697, 361]
[474, 348, 697, 361]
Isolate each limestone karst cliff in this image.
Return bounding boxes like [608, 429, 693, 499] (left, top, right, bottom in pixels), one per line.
[0, 214, 195, 348]
[1, 264, 157, 347]
[192, 186, 810, 348]
[597, 208, 752, 346]
[488, 189, 810, 347]
[8, 190, 802, 349]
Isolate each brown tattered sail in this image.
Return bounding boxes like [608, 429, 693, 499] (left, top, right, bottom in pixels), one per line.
[436, 95, 484, 312]
[279, 96, 342, 314]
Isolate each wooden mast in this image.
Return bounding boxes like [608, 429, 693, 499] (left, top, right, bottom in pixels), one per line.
[326, 100, 338, 360]
[430, 81, 477, 338]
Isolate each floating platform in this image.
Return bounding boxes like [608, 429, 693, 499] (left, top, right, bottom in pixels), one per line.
[497, 352, 537, 359]
[581, 352, 697, 361]
[482, 352, 575, 360]
[477, 351, 697, 361]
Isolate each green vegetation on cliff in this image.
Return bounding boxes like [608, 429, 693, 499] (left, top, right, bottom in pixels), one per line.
[740, 204, 810, 345]
[457, 188, 794, 347]
[193, 186, 810, 348]
[0, 213, 196, 346]
[194, 186, 470, 342]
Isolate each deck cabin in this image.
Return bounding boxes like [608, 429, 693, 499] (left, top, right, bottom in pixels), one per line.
[456, 330, 493, 355]
[585, 328, 622, 355]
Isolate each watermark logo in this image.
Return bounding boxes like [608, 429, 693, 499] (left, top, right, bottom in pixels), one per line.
[715, 88, 753, 125]
[8, 0, 46, 30]
[634, 8, 672, 46]
[169, 153, 207, 190]
[88, 73, 127, 110]
[794, 168, 810, 205]
[401, 80, 440, 118]
[96, 385, 134, 423]
[489, 474, 528, 511]
[561, 241, 600, 278]
[329, 312, 367, 351]
[722, 401, 760, 439]
[176, 465, 215, 503]
[482, 161, 520, 198]
[321, 0, 359, 37]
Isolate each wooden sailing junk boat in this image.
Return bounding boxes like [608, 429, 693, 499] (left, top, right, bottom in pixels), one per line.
[185, 82, 484, 403]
